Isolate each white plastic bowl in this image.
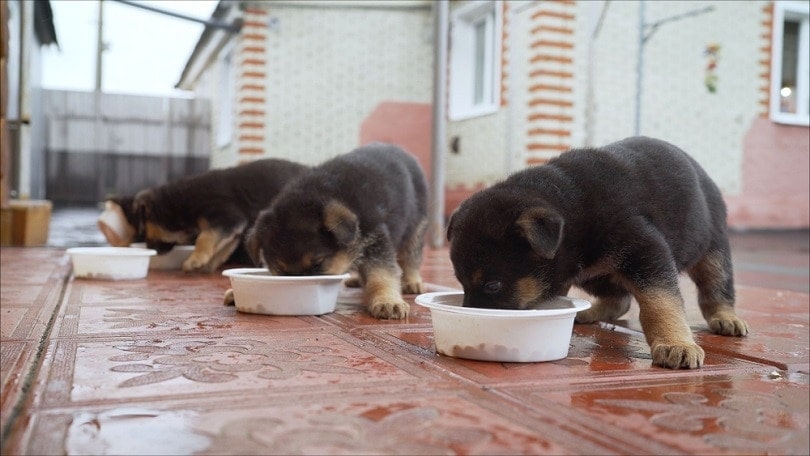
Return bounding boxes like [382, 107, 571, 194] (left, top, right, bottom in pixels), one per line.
[222, 268, 350, 316]
[415, 292, 591, 363]
[130, 242, 195, 270]
[66, 247, 156, 280]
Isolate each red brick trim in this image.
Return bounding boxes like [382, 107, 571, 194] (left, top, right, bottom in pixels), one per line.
[524, 0, 576, 167]
[758, 2, 773, 118]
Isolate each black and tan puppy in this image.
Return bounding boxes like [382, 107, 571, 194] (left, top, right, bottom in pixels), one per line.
[133, 158, 308, 273]
[98, 195, 143, 247]
[246, 143, 428, 319]
[447, 136, 749, 369]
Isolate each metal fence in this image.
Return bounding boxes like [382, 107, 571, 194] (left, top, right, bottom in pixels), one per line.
[43, 90, 211, 205]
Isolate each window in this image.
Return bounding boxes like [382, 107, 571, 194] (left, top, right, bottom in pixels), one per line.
[770, 1, 810, 126]
[449, 1, 502, 120]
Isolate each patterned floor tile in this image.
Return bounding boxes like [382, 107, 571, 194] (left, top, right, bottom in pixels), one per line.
[37, 329, 431, 406]
[500, 370, 810, 455]
[27, 390, 595, 455]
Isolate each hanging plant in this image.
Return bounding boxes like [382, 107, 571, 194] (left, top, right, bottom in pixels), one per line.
[704, 43, 720, 93]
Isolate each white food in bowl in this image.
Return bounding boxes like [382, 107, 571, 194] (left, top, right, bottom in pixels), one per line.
[130, 243, 195, 270]
[66, 247, 156, 280]
[415, 292, 591, 363]
[222, 268, 350, 316]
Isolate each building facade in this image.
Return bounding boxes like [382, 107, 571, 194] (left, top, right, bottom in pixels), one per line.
[178, 0, 809, 229]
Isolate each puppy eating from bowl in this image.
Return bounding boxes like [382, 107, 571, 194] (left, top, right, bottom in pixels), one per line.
[132, 158, 308, 273]
[243, 143, 428, 319]
[446, 136, 748, 369]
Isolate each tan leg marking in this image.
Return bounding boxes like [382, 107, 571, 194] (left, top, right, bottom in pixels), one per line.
[635, 287, 704, 369]
[184, 220, 244, 273]
[397, 219, 427, 295]
[688, 250, 749, 336]
[363, 266, 409, 319]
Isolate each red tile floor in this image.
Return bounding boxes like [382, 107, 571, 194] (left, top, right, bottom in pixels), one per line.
[1, 230, 808, 455]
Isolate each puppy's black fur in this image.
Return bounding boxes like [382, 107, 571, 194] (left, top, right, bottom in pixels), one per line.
[247, 143, 428, 319]
[134, 158, 307, 273]
[447, 136, 748, 369]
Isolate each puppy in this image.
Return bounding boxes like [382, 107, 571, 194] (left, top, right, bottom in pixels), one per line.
[133, 158, 308, 273]
[447, 136, 749, 369]
[98, 195, 143, 247]
[246, 143, 428, 319]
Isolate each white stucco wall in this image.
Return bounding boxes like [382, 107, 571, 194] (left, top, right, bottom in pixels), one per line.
[261, 3, 433, 165]
[588, 1, 766, 194]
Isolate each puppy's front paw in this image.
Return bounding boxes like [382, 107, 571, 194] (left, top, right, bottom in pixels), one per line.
[223, 289, 235, 306]
[651, 341, 705, 369]
[369, 299, 410, 319]
[182, 254, 209, 273]
[401, 279, 424, 295]
[708, 311, 749, 336]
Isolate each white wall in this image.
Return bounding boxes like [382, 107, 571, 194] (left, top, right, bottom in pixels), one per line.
[261, 3, 433, 165]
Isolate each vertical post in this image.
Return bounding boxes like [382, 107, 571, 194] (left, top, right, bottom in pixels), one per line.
[429, 0, 449, 248]
[634, 0, 644, 136]
[94, 0, 104, 200]
[95, 0, 104, 92]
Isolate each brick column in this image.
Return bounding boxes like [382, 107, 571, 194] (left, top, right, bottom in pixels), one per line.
[235, 6, 268, 163]
[757, 2, 773, 118]
[524, 0, 576, 166]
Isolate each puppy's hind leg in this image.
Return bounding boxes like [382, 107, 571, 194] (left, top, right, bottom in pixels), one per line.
[575, 276, 632, 324]
[397, 219, 427, 295]
[687, 246, 749, 337]
[620, 220, 704, 369]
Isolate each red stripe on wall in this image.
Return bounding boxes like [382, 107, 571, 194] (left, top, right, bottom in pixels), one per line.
[528, 127, 572, 137]
[528, 98, 573, 108]
[529, 83, 572, 93]
[530, 69, 573, 79]
[530, 10, 575, 21]
[241, 46, 266, 54]
[241, 71, 266, 79]
[529, 54, 573, 64]
[530, 39, 574, 49]
[527, 113, 573, 122]
[527, 143, 571, 152]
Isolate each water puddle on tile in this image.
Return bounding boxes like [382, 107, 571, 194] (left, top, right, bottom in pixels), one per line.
[65, 408, 210, 455]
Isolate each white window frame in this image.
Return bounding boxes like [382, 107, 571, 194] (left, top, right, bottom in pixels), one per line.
[770, 1, 810, 126]
[216, 44, 236, 148]
[449, 1, 502, 121]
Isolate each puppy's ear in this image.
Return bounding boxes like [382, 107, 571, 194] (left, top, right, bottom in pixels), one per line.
[446, 209, 458, 242]
[323, 200, 359, 246]
[132, 189, 154, 220]
[516, 207, 564, 259]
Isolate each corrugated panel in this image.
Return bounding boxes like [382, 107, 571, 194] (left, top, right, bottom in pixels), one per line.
[43, 90, 212, 203]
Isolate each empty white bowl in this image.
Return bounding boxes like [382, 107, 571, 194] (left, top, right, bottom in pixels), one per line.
[415, 292, 591, 363]
[66, 247, 156, 280]
[222, 268, 350, 316]
[130, 242, 195, 270]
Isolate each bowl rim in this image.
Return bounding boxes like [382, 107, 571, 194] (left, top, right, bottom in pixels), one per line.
[66, 246, 157, 257]
[415, 291, 591, 318]
[222, 267, 351, 282]
[129, 242, 195, 252]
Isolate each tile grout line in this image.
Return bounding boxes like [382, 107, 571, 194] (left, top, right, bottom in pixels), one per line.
[0, 269, 73, 448]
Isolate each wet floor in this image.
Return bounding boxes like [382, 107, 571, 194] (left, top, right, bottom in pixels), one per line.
[1, 206, 808, 454]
